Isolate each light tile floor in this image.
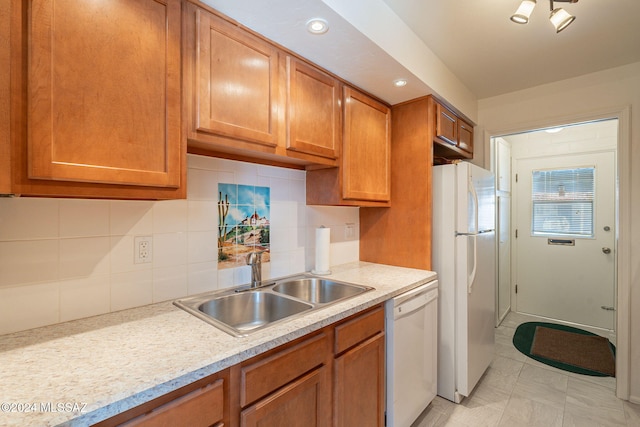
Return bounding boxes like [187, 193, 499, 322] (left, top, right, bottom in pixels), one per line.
[413, 312, 640, 427]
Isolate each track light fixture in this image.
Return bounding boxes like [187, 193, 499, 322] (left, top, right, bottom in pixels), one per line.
[510, 0, 577, 33]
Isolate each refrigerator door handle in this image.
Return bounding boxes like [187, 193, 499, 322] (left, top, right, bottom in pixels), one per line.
[469, 174, 479, 233]
[468, 235, 478, 294]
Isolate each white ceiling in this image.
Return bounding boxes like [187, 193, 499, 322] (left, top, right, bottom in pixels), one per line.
[200, 0, 640, 107]
[382, 0, 640, 99]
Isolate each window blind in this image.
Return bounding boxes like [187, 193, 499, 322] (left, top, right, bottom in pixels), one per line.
[531, 167, 595, 237]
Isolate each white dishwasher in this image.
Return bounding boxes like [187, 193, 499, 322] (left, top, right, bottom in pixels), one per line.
[385, 280, 438, 427]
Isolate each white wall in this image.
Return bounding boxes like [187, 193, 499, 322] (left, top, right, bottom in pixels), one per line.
[0, 154, 360, 335]
[477, 61, 640, 402]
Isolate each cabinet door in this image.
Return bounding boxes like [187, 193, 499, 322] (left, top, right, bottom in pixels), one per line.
[122, 380, 224, 427]
[241, 367, 331, 427]
[342, 87, 391, 202]
[286, 57, 340, 159]
[458, 118, 474, 154]
[334, 333, 385, 427]
[435, 102, 457, 145]
[27, 0, 181, 188]
[0, 0, 10, 193]
[194, 9, 280, 147]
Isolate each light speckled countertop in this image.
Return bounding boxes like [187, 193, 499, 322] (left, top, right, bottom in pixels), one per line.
[0, 262, 436, 427]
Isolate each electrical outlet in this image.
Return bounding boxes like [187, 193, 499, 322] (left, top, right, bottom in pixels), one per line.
[134, 236, 153, 264]
[345, 223, 355, 239]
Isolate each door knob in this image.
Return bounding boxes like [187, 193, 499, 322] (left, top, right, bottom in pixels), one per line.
[602, 247, 612, 254]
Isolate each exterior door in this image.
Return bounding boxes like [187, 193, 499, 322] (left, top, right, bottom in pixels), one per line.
[514, 151, 616, 330]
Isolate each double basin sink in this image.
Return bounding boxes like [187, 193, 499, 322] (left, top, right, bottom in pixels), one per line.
[174, 275, 373, 337]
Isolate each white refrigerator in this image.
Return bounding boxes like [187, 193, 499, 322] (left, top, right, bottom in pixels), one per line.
[433, 162, 496, 403]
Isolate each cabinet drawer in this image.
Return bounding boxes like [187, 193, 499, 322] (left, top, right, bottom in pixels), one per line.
[121, 379, 224, 427]
[241, 332, 328, 407]
[334, 306, 384, 355]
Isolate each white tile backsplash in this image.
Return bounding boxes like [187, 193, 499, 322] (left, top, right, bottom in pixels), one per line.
[153, 200, 188, 233]
[152, 265, 188, 302]
[0, 240, 59, 286]
[110, 270, 153, 312]
[59, 237, 111, 279]
[187, 231, 217, 263]
[187, 201, 217, 231]
[59, 199, 110, 237]
[110, 235, 152, 274]
[109, 200, 154, 236]
[0, 154, 360, 334]
[0, 197, 59, 240]
[187, 261, 218, 295]
[59, 275, 110, 322]
[0, 283, 59, 335]
[153, 232, 188, 267]
[187, 168, 218, 200]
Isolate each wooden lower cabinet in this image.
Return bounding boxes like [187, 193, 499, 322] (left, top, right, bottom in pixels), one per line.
[95, 306, 384, 427]
[121, 380, 225, 427]
[241, 367, 330, 427]
[334, 334, 385, 427]
[333, 306, 385, 427]
[93, 370, 229, 427]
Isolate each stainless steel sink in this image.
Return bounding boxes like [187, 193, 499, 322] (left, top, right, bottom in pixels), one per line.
[174, 274, 373, 337]
[199, 292, 312, 334]
[272, 278, 369, 304]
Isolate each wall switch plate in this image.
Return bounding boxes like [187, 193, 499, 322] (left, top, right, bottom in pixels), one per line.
[345, 223, 355, 239]
[134, 236, 153, 264]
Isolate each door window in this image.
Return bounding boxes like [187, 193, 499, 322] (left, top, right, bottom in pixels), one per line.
[531, 167, 595, 237]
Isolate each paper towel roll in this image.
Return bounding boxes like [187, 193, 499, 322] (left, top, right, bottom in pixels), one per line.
[312, 226, 331, 275]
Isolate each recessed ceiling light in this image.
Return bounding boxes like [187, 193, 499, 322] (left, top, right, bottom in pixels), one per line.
[393, 79, 407, 87]
[306, 18, 329, 35]
[545, 127, 564, 133]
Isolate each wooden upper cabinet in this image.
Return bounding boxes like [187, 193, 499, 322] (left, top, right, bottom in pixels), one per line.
[342, 87, 391, 202]
[360, 97, 433, 270]
[286, 57, 340, 160]
[435, 102, 457, 145]
[306, 87, 390, 207]
[189, 6, 281, 148]
[457, 118, 474, 154]
[431, 97, 474, 161]
[26, 0, 182, 189]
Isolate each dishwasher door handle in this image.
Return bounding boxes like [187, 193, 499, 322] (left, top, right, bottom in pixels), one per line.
[394, 289, 438, 319]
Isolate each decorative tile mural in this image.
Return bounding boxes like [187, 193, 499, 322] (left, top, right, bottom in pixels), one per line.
[218, 183, 270, 269]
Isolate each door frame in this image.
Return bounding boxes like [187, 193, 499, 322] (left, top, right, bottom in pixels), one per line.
[484, 105, 631, 400]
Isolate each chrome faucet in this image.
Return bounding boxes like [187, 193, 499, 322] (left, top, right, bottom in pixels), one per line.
[246, 251, 263, 288]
